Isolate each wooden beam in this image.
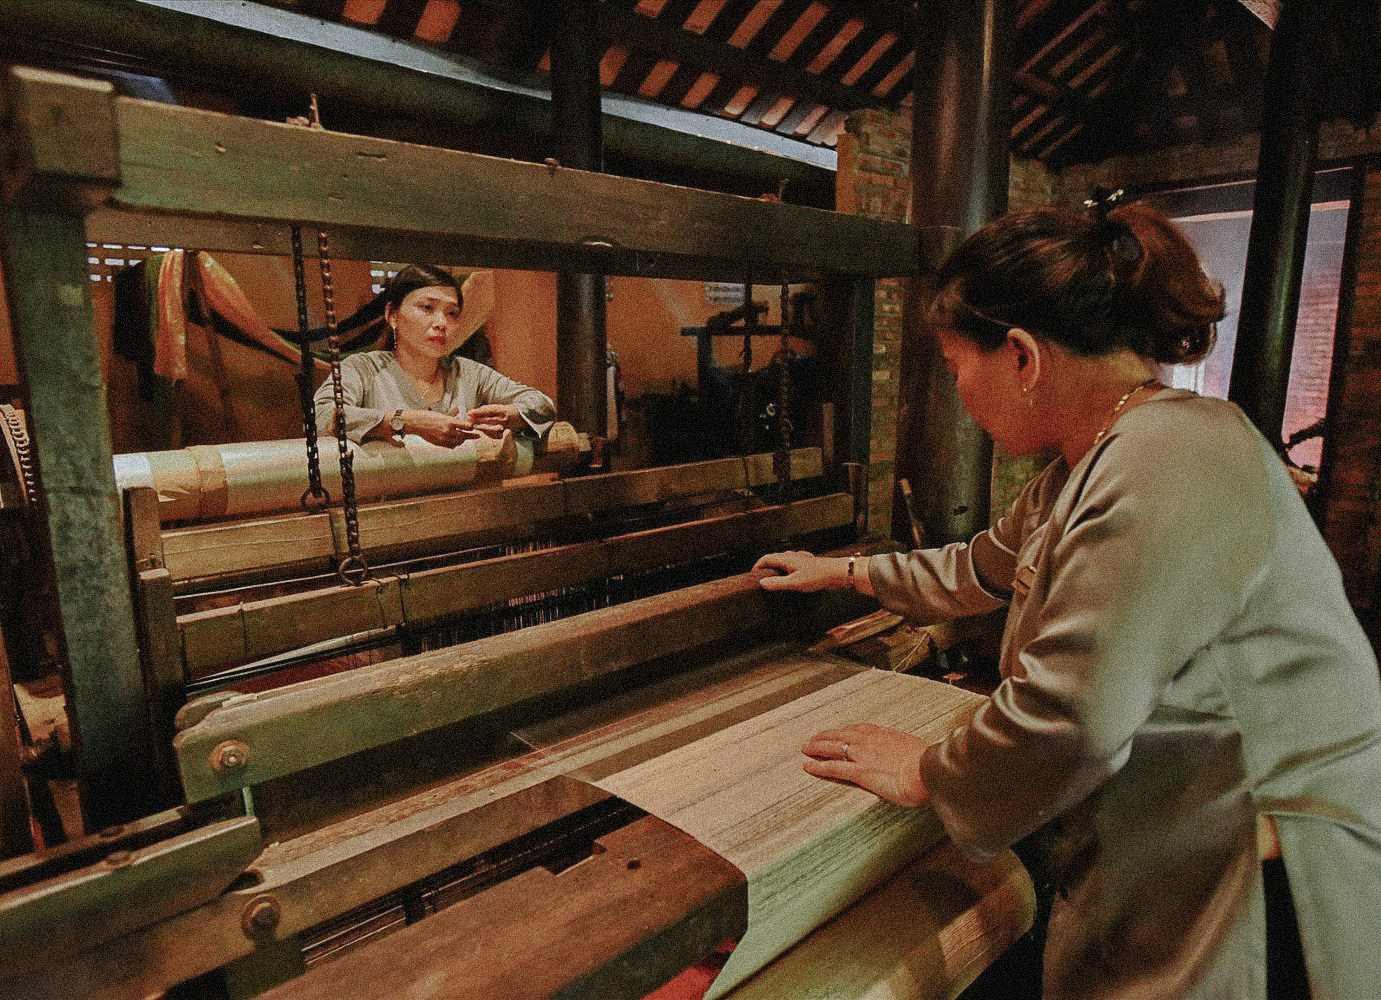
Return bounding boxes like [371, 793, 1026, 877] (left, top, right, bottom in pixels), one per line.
[2, 773, 614, 999]
[0, 68, 164, 828]
[595, 2, 886, 113]
[94, 92, 919, 281]
[178, 493, 853, 676]
[173, 571, 793, 801]
[255, 814, 749, 1000]
[0, 811, 262, 979]
[160, 448, 823, 588]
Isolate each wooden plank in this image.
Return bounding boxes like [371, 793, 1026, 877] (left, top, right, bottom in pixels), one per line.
[123, 487, 185, 800]
[742, 447, 824, 486]
[561, 455, 750, 516]
[0, 772, 611, 1000]
[104, 95, 920, 281]
[1, 204, 161, 828]
[173, 573, 783, 801]
[401, 541, 608, 624]
[177, 494, 851, 676]
[0, 813, 262, 979]
[724, 841, 1035, 1000]
[256, 815, 748, 1000]
[161, 450, 820, 588]
[595, 671, 986, 998]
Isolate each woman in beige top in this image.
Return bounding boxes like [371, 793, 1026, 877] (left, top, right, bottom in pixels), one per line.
[756, 203, 1381, 998]
[313, 263, 554, 446]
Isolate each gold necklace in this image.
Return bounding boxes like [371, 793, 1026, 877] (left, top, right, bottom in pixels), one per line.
[1091, 378, 1162, 448]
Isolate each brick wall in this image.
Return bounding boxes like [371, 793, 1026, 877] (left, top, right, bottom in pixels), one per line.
[1324, 166, 1381, 613]
[838, 107, 914, 538]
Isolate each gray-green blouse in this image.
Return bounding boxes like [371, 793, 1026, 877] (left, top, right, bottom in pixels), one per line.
[870, 389, 1381, 999]
[313, 351, 555, 443]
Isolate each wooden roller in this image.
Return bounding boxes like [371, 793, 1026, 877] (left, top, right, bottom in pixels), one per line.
[111, 421, 588, 523]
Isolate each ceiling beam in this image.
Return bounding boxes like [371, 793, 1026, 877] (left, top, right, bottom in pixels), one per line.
[593, 0, 904, 112]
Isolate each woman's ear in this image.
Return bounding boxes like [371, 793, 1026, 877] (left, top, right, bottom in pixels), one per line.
[1006, 328, 1043, 394]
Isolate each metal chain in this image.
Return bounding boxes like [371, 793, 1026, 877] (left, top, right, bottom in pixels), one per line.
[0, 403, 38, 506]
[319, 229, 370, 585]
[302, 93, 369, 584]
[293, 224, 330, 511]
[772, 278, 793, 497]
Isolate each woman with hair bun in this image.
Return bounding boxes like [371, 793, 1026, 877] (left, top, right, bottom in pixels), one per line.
[756, 201, 1381, 998]
[313, 263, 554, 447]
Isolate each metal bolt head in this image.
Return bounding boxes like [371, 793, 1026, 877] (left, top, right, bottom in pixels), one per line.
[241, 894, 281, 938]
[211, 739, 250, 773]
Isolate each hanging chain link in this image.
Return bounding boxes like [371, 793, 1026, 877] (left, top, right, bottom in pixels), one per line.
[0, 403, 38, 506]
[293, 224, 330, 511]
[319, 228, 370, 585]
[772, 277, 793, 498]
[300, 94, 369, 585]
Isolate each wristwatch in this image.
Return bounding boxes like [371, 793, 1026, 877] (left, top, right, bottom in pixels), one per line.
[390, 408, 405, 442]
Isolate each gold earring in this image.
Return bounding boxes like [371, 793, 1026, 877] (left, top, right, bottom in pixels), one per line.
[1022, 384, 1035, 409]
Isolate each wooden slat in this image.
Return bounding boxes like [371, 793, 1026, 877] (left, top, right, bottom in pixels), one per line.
[99, 94, 919, 281]
[178, 493, 852, 676]
[162, 449, 820, 587]
[596, 671, 986, 998]
[0, 813, 262, 979]
[1, 773, 611, 1000]
[257, 815, 748, 1000]
[174, 572, 782, 801]
[123, 487, 185, 802]
[561, 456, 746, 515]
[597, 0, 879, 113]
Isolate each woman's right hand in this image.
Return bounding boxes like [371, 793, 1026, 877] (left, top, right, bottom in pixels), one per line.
[395, 409, 478, 448]
[753, 551, 852, 592]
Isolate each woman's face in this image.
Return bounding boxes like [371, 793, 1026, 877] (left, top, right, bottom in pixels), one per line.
[388, 284, 462, 361]
[936, 328, 1044, 456]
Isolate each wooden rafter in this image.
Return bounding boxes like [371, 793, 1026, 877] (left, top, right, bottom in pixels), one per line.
[594, 1, 899, 112]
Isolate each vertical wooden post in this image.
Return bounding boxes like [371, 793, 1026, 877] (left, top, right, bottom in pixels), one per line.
[1227, 0, 1328, 443]
[897, 0, 1013, 545]
[1, 67, 164, 828]
[551, 0, 608, 442]
[817, 277, 874, 470]
[124, 486, 185, 805]
[0, 647, 32, 857]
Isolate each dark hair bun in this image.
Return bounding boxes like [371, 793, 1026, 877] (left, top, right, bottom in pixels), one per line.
[929, 201, 1225, 366]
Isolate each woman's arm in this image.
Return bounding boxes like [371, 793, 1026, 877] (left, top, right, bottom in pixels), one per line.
[922, 413, 1274, 859]
[466, 361, 556, 437]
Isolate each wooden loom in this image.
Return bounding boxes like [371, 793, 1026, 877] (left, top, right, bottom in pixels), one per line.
[0, 66, 1033, 999]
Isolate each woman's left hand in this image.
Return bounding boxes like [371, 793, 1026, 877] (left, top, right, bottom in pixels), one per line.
[465, 403, 522, 437]
[802, 723, 930, 808]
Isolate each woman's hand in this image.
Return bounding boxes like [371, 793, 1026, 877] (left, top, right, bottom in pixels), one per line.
[802, 723, 929, 808]
[753, 551, 850, 592]
[466, 403, 523, 437]
[399, 409, 478, 447]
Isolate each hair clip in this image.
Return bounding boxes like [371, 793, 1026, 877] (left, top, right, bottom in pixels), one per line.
[1083, 187, 1125, 221]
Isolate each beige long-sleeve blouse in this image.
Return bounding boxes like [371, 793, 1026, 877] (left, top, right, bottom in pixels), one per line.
[870, 388, 1381, 999]
[313, 350, 555, 444]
